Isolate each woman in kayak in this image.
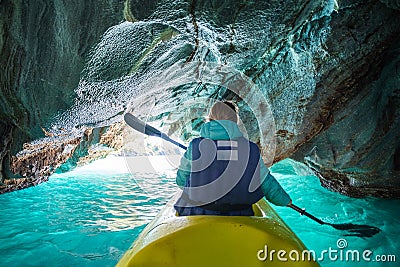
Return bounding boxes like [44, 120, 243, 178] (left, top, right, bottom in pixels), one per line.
[174, 100, 292, 216]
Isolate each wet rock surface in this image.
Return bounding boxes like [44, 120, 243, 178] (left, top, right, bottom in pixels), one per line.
[1, 136, 81, 194]
[1, 0, 400, 197]
[0, 124, 127, 194]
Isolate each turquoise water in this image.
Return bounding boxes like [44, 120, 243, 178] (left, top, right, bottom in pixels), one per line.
[272, 160, 399, 267]
[0, 156, 398, 266]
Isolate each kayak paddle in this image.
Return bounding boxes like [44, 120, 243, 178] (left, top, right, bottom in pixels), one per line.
[288, 203, 381, 237]
[124, 112, 381, 237]
[124, 113, 187, 150]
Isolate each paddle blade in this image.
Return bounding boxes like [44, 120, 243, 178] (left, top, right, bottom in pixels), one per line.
[124, 113, 161, 137]
[330, 223, 381, 238]
[288, 204, 381, 238]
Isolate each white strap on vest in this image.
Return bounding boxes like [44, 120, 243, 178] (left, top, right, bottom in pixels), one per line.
[216, 140, 238, 161]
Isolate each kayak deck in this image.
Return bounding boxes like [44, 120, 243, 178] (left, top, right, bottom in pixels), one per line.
[116, 192, 319, 267]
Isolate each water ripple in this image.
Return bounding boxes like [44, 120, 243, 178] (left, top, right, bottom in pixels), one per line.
[0, 158, 178, 267]
[1, 157, 399, 267]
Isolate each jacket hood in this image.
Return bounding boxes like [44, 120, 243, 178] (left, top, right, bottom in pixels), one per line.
[200, 120, 243, 140]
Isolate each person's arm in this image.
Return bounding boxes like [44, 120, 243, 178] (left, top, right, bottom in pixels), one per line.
[176, 142, 193, 187]
[259, 157, 291, 206]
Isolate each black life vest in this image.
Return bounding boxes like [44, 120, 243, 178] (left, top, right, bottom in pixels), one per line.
[176, 137, 264, 212]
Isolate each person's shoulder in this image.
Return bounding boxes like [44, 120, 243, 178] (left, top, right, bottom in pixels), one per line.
[189, 137, 205, 145]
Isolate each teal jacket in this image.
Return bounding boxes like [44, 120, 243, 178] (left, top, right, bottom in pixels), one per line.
[176, 120, 291, 206]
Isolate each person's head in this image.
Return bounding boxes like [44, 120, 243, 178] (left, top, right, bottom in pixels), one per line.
[208, 100, 238, 123]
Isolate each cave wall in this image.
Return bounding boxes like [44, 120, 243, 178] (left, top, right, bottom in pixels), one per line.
[289, 1, 400, 197]
[0, 0, 125, 181]
[0, 0, 399, 197]
[123, 0, 400, 197]
[292, 37, 400, 197]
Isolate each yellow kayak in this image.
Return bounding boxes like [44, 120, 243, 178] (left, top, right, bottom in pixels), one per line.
[116, 192, 320, 267]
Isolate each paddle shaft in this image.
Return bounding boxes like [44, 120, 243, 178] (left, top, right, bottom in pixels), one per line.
[161, 133, 187, 150]
[124, 113, 187, 150]
[288, 203, 326, 225]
